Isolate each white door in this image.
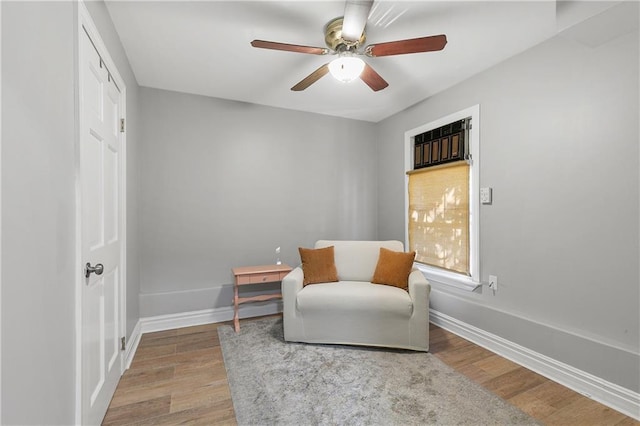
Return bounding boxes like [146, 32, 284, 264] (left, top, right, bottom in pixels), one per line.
[79, 23, 124, 425]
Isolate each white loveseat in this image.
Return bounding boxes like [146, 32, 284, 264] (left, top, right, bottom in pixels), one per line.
[282, 240, 430, 351]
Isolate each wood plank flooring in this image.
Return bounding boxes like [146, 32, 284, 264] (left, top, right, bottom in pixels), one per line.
[103, 316, 638, 425]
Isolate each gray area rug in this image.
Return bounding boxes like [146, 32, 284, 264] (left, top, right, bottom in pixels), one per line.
[218, 317, 538, 426]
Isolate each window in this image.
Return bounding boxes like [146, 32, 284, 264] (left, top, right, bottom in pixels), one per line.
[409, 162, 470, 274]
[404, 105, 480, 291]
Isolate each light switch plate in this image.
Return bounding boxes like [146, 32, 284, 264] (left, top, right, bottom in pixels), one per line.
[480, 187, 492, 204]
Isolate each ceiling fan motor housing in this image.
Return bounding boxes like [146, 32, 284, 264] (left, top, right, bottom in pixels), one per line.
[324, 17, 366, 52]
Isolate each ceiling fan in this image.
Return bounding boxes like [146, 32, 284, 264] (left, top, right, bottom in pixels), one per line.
[250, 0, 447, 92]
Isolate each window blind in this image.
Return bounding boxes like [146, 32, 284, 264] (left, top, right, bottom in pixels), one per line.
[408, 161, 470, 275]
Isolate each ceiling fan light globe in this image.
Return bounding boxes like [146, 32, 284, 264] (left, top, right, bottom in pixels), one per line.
[328, 57, 365, 83]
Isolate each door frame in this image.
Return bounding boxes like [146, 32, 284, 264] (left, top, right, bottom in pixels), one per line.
[0, 2, 3, 422]
[74, 1, 127, 423]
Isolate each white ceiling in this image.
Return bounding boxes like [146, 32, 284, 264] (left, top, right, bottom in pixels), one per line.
[105, 1, 621, 122]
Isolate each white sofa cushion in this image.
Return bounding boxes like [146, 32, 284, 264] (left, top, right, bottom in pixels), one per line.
[296, 281, 413, 317]
[315, 240, 404, 282]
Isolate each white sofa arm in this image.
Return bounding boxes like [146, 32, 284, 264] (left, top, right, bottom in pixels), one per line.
[408, 269, 431, 350]
[408, 269, 431, 301]
[282, 267, 303, 299]
[282, 267, 304, 341]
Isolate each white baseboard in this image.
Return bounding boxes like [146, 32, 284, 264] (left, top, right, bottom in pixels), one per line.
[430, 309, 640, 421]
[123, 320, 142, 370]
[139, 301, 282, 334]
[124, 304, 639, 420]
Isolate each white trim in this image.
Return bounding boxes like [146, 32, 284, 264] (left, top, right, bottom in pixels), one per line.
[117, 304, 640, 421]
[404, 105, 481, 291]
[118, 304, 282, 378]
[118, 83, 128, 378]
[123, 321, 142, 370]
[140, 303, 282, 334]
[430, 309, 640, 421]
[125, 302, 282, 369]
[75, 2, 127, 423]
[0, 1, 3, 421]
[73, 4, 81, 423]
[416, 264, 480, 292]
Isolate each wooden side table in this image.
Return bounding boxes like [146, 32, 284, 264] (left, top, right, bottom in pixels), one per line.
[231, 264, 292, 332]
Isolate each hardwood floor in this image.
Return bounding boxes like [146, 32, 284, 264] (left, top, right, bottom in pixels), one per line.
[429, 325, 638, 425]
[103, 316, 638, 425]
[102, 324, 235, 425]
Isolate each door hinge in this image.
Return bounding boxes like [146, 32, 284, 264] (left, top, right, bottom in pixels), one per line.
[121, 336, 126, 351]
[120, 118, 125, 133]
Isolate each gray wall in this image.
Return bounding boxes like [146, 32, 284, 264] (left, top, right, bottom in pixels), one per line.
[376, 14, 639, 390]
[1, 1, 637, 423]
[1, 3, 76, 423]
[1, 1, 140, 424]
[138, 88, 378, 316]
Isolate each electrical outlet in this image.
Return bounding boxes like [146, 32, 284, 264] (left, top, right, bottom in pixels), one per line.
[480, 187, 492, 204]
[275, 246, 282, 265]
[489, 275, 498, 290]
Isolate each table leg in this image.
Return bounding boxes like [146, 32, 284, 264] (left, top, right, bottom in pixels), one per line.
[233, 281, 240, 332]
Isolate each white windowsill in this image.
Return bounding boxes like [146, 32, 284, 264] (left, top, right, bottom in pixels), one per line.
[414, 263, 480, 292]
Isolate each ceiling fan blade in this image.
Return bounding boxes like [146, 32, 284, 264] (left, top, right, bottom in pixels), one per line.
[360, 63, 388, 92]
[342, 0, 374, 42]
[291, 63, 330, 91]
[366, 35, 447, 57]
[251, 40, 329, 55]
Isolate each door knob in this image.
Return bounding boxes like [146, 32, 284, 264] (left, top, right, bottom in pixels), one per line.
[85, 262, 104, 278]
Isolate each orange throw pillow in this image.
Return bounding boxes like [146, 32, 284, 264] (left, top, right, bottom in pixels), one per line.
[298, 246, 339, 286]
[371, 248, 416, 291]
